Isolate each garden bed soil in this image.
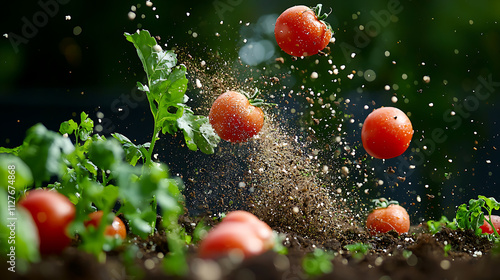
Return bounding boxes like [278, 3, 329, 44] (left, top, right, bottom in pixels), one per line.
[3, 223, 500, 280]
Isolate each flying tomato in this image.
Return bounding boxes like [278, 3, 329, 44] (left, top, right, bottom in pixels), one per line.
[361, 106, 414, 159]
[209, 90, 269, 143]
[274, 4, 332, 57]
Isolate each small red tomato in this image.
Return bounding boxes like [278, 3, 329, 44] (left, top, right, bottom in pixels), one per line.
[366, 202, 410, 235]
[209, 91, 264, 142]
[479, 215, 500, 234]
[198, 222, 265, 259]
[18, 189, 76, 254]
[274, 5, 332, 57]
[84, 211, 127, 239]
[361, 107, 414, 159]
[223, 211, 274, 249]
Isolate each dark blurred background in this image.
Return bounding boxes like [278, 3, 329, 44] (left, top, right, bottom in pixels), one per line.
[1, 0, 499, 222]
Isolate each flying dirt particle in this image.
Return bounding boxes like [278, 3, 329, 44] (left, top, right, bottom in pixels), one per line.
[128, 11, 136, 20]
[341, 166, 349, 176]
[423, 75, 431, 83]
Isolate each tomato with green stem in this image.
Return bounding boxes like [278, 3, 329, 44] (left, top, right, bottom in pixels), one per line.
[18, 189, 76, 254]
[366, 198, 410, 235]
[361, 106, 413, 159]
[274, 4, 332, 57]
[209, 90, 272, 143]
[84, 210, 127, 240]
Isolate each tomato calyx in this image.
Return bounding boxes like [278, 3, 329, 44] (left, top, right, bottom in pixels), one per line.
[243, 88, 277, 108]
[310, 4, 333, 31]
[372, 198, 400, 209]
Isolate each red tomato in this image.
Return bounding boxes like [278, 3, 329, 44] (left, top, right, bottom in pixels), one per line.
[84, 211, 127, 239]
[366, 204, 410, 235]
[274, 5, 332, 57]
[223, 211, 274, 249]
[209, 91, 264, 142]
[198, 210, 274, 259]
[361, 107, 414, 159]
[18, 189, 75, 254]
[479, 215, 500, 234]
[198, 222, 265, 259]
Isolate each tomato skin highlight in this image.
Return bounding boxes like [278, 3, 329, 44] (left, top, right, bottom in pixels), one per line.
[209, 91, 264, 142]
[274, 5, 332, 57]
[85, 211, 127, 240]
[361, 107, 414, 159]
[479, 215, 500, 234]
[366, 204, 410, 235]
[18, 189, 76, 254]
[198, 211, 274, 259]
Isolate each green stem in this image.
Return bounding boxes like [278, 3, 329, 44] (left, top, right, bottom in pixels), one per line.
[147, 123, 160, 166]
[151, 195, 157, 235]
[145, 76, 161, 167]
[101, 171, 107, 185]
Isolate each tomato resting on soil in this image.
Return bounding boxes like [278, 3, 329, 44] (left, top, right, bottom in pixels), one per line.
[198, 211, 274, 259]
[209, 91, 265, 142]
[366, 202, 410, 235]
[85, 211, 127, 240]
[361, 106, 414, 159]
[479, 215, 500, 234]
[223, 210, 274, 249]
[18, 189, 76, 254]
[274, 5, 332, 57]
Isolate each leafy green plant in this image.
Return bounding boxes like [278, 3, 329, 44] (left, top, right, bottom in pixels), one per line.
[124, 30, 220, 160]
[0, 28, 222, 276]
[345, 243, 372, 260]
[302, 249, 335, 276]
[272, 232, 289, 255]
[444, 243, 452, 257]
[426, 216, 457, 235]
[456, 195, 500, 239]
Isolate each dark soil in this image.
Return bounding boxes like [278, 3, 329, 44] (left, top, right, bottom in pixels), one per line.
[3, 223, 500, 280]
